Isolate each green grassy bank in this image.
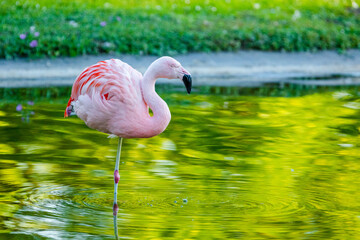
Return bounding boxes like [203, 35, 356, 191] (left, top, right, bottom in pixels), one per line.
[1, 0, 360, 58]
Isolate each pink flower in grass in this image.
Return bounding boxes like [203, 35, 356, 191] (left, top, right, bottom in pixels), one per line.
[34, 32, 40, 37]
[19, 34, 26, 39]
[100, 21, 107, 27]
[29, 40, 38, 48]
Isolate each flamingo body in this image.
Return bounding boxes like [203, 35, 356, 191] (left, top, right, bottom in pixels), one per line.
[65, 57, 191, 138]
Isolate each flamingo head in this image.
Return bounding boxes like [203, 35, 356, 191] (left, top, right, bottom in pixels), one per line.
[152, 56, 192, 94]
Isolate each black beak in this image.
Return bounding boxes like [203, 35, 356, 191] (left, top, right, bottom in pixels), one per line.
[182, 74, 192, 94]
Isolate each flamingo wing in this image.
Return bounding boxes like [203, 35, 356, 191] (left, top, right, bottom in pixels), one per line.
[65, 59, 146, 135]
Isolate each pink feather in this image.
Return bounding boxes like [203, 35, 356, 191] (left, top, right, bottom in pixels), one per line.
[65, 57, 191, 138]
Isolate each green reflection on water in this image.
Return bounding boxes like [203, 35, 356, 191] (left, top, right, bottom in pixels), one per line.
[0, 86, 360, 239]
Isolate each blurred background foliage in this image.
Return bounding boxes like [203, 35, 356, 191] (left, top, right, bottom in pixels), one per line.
[1, 84, 360, 103]
[1, 0, 360, 58]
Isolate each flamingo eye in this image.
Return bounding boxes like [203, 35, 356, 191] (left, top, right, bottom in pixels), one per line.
[170, 63, 180, 68]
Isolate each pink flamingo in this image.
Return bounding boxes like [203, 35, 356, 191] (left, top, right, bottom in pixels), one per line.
[64, 56, 192, 212]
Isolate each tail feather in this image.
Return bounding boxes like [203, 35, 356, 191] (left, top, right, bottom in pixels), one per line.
[64, 98, 75, 117]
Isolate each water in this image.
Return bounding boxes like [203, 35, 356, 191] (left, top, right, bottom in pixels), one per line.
[0, 86, 360, 239]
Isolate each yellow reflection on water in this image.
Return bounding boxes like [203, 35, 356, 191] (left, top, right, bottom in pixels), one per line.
[0, 90, 359, 239]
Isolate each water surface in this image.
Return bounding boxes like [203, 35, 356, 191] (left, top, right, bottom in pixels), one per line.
[0, 86, 360, 239]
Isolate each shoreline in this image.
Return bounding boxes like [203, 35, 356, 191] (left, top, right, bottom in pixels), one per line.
[1, 50, 360, 88]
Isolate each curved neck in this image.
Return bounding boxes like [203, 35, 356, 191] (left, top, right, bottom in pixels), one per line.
[141, 68, 171, 137]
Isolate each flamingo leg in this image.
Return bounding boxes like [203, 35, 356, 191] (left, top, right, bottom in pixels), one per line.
[113, 214, 119, 240]
[113, 137, 122, 215]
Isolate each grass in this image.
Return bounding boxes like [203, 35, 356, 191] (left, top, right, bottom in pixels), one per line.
[1, 0, 360, 58]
